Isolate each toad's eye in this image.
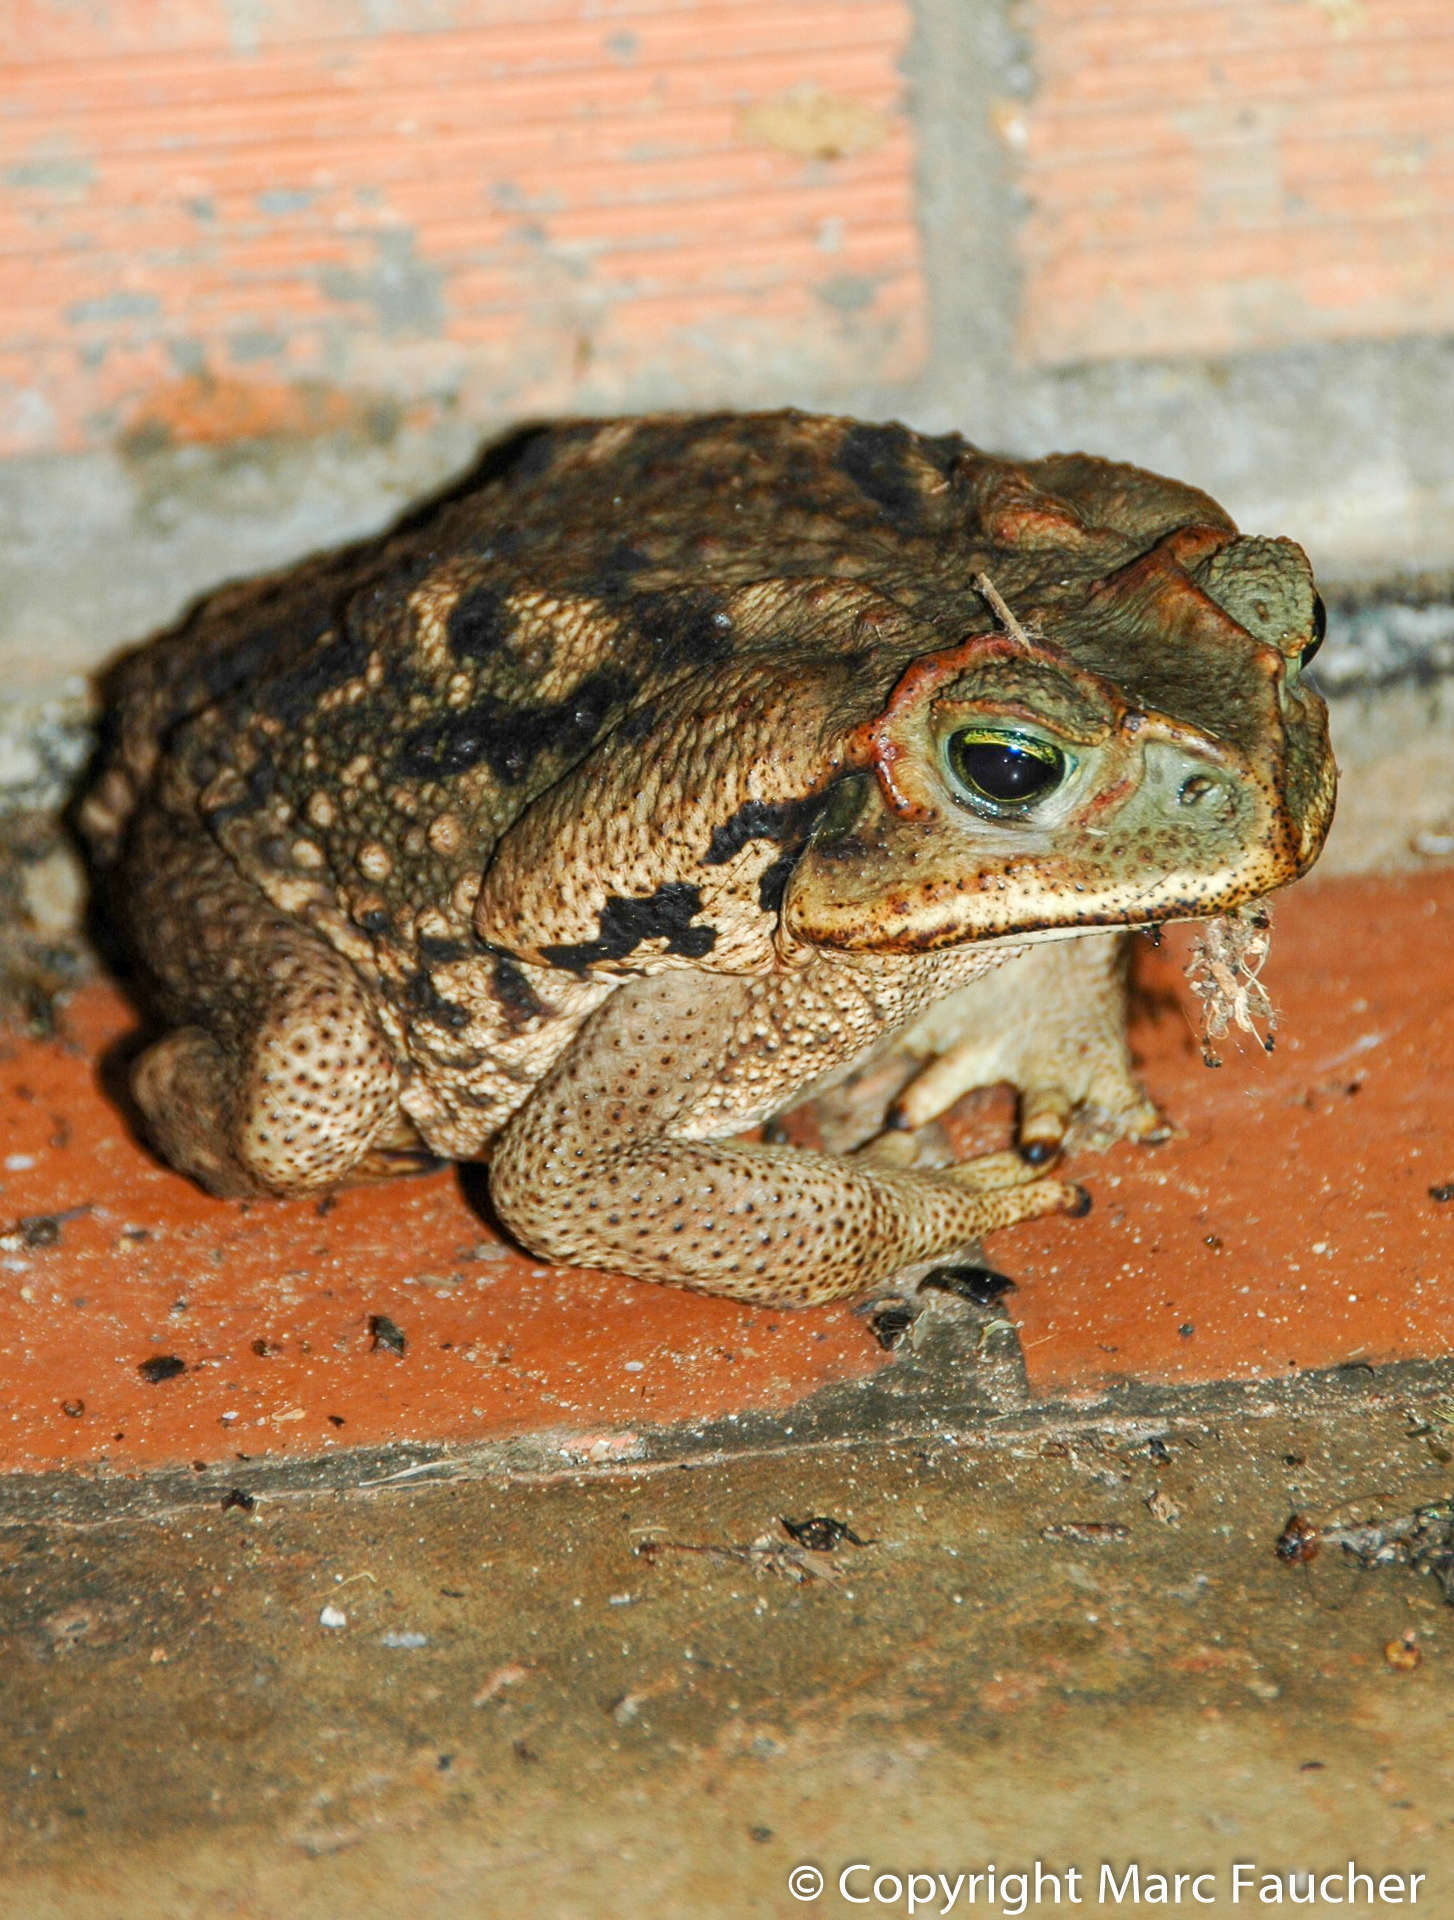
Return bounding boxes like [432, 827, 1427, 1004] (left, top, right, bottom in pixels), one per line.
[944, 730, 1066, 809]
[1299, 593, 1327, 671]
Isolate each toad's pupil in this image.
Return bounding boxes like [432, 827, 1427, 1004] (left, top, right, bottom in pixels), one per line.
[950, 735, 1064, 803]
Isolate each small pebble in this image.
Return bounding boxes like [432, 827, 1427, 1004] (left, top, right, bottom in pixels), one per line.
[1146, 1488, 1182, 1527]
[368, 1313, 407, 1356]
[138, 1354, 186, 1384]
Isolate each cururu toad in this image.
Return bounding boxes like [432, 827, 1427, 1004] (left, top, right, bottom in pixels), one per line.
[82, 412, 1336, 1305]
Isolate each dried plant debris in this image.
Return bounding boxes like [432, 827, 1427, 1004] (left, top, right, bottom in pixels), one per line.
[636, 1516, 872, 1585]
[1040, 1521, 1131, 1546]
[1, 1207, 90, 1253]
[1406, 1399, 1454, 1464]
[1145, 1487, 1183, 1528]
[1384, 1631, 1423, 1671]
[863, 1300, 917, 1350]
[1185, 904, 1276, 1067]
[780, 1514, 871, 1551]
[1274, 1502, 1454, 1603]
[1273, 1512, 1322, 1564]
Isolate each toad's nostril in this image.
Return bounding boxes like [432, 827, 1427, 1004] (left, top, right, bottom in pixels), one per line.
[1173, 768, 1239, 820]
[1179, 774, 1218, 807]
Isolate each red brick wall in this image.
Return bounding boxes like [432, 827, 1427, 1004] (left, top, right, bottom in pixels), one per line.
[6, 1, 1451, 455]
[1, 0, 925, 458]
[1015, 0, 1454, 364]
[1, 0, 1450, 694]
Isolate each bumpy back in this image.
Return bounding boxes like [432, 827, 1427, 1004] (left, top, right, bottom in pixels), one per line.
[81, 409, 1242, 873]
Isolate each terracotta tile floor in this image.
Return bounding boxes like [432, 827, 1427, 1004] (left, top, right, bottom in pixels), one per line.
[1011, 866, 1452, 1398]
[0, 868, 1449, 1472]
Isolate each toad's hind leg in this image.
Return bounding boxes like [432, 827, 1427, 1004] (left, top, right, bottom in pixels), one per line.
[121, 814, 408, 1199]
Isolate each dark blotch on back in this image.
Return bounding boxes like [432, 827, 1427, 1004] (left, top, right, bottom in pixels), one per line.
[541, 882, 717, 971]
[616, 699, 659, 745]
[193, 578, 341, 707]
[447, 583, 514, 662]
[630, 589, 735, 670]
[395, 668, 634, 786]
[837, 421, 927, 526]
[203, 617, 316, 706]
[256, 552, 442, 727]
[417, 932, 474, 966]
[260, 624, 370, 727]
[590, 541, 651, 605]
[917, 429, 966, 480]
[506, 426, 562, 484]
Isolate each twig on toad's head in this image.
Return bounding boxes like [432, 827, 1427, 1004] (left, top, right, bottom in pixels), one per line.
[973, 570, 1034, 647]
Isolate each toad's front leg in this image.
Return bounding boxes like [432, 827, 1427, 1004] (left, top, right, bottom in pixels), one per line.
[488, 970, 1086, 1307]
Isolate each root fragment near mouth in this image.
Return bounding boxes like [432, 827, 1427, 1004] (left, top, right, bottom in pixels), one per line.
[1185, 905, 1276, 1067]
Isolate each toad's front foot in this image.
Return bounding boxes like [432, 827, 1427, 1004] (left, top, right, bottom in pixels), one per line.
[888, 932, 1166, 1162]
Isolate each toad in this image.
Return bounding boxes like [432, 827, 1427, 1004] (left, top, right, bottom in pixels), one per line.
[82, 412, 1335, 1305]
